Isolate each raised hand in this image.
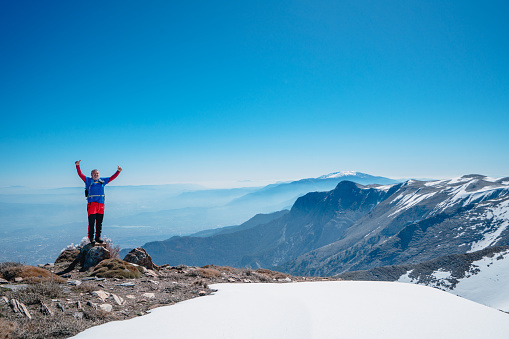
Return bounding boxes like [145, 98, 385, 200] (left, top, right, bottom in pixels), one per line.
[75, 160, 81, 166]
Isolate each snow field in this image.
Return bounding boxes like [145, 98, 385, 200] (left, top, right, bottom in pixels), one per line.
[71, 281, 509, 339]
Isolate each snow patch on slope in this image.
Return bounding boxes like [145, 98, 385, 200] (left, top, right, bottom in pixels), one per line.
[432, 180, 509, 215]
[468, 199, 509, 252]
[388, 190, 437, 217]
[399, 249, 509, 312]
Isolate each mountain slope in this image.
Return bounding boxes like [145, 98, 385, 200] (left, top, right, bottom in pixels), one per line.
[145, 174, 509, 278]
[336, 246, 509, 312]
[145, 180, 396, 267]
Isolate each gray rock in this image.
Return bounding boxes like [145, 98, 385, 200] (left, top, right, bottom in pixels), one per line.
[81, 277, 98, 281]
[73, 311, 84, 319]
[9, 299, 31, 319]
[86, 301, 98, 309]
[123, 247, 158, 270]
[111, 293, 124, 305]
[99, 303, 113, 312]
[40, 302, 54, 316]
[142, 292, 155, 299]
[116, 282, 135, 287]
[0, 278, 9, 284]
[67, 280, 82, 286]
[82, 244, 111, 271]
[91, 290, 110, 302]
[56, 303, 65, 312]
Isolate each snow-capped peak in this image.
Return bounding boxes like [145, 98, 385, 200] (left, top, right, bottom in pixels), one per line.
[318, 171, 368, 179]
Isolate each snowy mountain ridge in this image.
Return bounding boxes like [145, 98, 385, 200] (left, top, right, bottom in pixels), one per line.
[317, 171, 363, 179]
[275, 174, 509, 276]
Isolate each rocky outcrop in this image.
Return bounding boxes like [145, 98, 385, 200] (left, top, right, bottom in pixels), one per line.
[56, 243, 111, 275]
[123, 248, 159, 270]
[82, 244, 111, 271]
[55, 248, 80, 264]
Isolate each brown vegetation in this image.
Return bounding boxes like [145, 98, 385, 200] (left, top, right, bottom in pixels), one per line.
[0, 263, 64, 284]
[90, 258, 141, 279]
[19, 267, 65, 284]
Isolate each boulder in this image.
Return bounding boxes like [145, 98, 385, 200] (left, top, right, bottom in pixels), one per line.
[82, 244, 111, 271]
[55, 248, 80, 263]
[56, 243, 111, 275]
[123, 247, 159, 270]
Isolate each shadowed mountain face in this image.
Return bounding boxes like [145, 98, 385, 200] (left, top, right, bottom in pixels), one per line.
[145, 175, 509, 277]
[281, 176, 509, 276]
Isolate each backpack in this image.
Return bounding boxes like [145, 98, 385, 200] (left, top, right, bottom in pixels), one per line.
[85, 179, 104, 197]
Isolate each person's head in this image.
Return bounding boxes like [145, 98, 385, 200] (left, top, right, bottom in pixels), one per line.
[91, 169, 100, 180]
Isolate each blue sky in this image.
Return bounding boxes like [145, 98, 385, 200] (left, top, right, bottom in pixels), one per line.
[1, 1, 508, 188]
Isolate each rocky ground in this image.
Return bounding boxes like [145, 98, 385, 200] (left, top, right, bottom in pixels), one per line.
[0, 254, 340, 339]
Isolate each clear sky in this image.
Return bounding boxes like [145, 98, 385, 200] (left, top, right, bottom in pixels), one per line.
[1, 1, 508, 188]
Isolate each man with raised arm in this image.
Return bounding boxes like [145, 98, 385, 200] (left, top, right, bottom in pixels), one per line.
[75, 160, 122, 244]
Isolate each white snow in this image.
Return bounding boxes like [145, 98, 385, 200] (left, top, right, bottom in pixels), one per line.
[318, 171, 360, 179]
[388, 190, 436, 217]
[398, 249, 509, 312]
[368, 184, 394, 191]
[70, 281, 509, 339]
[432, 181, 508, 215]
[453, 250, 509, 311]
[468, 199, 509, 252]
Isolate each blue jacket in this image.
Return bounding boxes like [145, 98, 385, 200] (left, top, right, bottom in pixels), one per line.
[85, 177, 112, 204]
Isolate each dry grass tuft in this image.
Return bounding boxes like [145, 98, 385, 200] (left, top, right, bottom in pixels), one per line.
[91, 258, 141, 279]
[5, 281, 63, 306]
[214, 265, 237, 273]
[10, 314, 105, 339]
[0, 263, 23, 282]
[71, 283, 97, 294]
[197, 267, 221, 278]
[104, 239, 121, 259]
[0, 318, 17, 339]
[20, 266, 65, 284]
[255, 268, 288, 280]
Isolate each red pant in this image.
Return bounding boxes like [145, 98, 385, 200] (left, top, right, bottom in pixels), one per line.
[87, 202, 105, 240]
[87, 202, 105, 215]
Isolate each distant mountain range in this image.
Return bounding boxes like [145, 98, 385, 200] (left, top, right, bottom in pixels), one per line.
[1, 171, 398, 264]
[143, 175, 509, 281]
